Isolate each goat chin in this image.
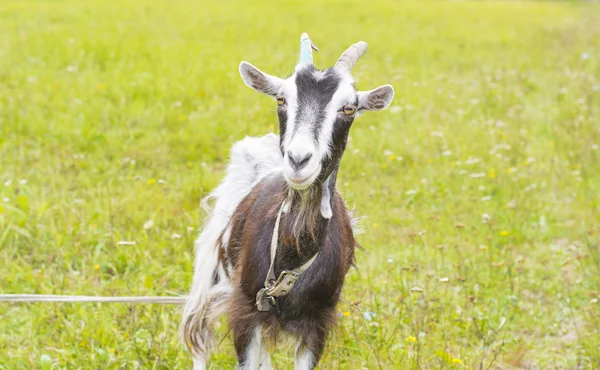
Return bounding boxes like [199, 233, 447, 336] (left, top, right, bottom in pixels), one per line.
[182, 134, 283, 360]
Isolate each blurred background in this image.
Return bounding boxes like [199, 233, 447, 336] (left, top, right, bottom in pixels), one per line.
[1, 0, 599, 368]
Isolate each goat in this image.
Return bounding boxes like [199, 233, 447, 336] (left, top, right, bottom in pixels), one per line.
[182, 33, 395, 370]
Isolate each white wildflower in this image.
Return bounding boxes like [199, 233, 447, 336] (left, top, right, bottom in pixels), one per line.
[171, 233, 182, 239]
[143, 220, 154, 230]
[539, 216, 547, 232]
[117, 241, 136, 245]
[470, 173, 485, 178]
[489, 144, 511, 155]
[439, 277, 449, 282]
[363, 311, 376, 321]
[465, 157, 480, 165]
[524, 184, 537, 192]
[481, 196, 492, 201]
[498, 317, 507, 329]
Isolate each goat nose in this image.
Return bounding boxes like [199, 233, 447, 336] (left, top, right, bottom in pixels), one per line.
[287, 151, 312, 171]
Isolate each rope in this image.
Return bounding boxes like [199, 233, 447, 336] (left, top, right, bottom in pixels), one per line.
[0, 294, 187, 305]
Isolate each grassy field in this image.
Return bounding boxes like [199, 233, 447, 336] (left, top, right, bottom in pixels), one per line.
[1, 0, 600, 368]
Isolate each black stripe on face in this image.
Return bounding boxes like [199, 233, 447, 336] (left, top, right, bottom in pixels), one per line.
[277, 108, 288, 155]
[294, 67, 342, 141]
[325, 106, 355, 173]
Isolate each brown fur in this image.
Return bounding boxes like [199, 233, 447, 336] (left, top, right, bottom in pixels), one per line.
[224, 172, 356, 366]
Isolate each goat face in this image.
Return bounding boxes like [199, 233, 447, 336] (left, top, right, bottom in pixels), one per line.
[239, 34, 394, 190]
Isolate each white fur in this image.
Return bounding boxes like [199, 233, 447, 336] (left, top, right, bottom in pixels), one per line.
[240, 326, 272, 370]
[183, 134, 282, 365]
[280, 75, 299, 150]
[283, 130, 321, 189]
[317, 73, 356, 160]
[280, 66, 357, 189]
[320, 175, 333, 219]
[294, 342, 316, 370]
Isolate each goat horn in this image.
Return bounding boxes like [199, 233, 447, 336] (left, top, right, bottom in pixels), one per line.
[334, 41, 368, 73]
[299, 32, 319, 65]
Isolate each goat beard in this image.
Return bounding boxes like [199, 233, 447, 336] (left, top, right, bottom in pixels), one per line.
[281, 183, 323, 254]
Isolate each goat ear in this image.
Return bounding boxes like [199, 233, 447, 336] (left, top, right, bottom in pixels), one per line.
[357, 85, 395, 114]
[239, 61, 284, 97]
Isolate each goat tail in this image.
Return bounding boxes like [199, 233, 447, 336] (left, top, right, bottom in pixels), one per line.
[181, 198, 232, 367]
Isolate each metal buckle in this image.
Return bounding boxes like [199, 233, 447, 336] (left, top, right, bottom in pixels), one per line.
[256, 288, 277, 312]
[256, 288, 270, 312]
[257, 269, 303, 311]
[266, 271, 299, 297]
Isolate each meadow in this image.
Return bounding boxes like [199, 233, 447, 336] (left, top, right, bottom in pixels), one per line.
[1, 0, 599, 368]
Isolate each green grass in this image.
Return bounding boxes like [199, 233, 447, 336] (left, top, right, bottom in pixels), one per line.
[1, 0, 599, 368]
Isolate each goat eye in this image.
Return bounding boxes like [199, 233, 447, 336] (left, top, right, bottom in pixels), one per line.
[342, 105, 356, 115]
[277, 97, 286, 106]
